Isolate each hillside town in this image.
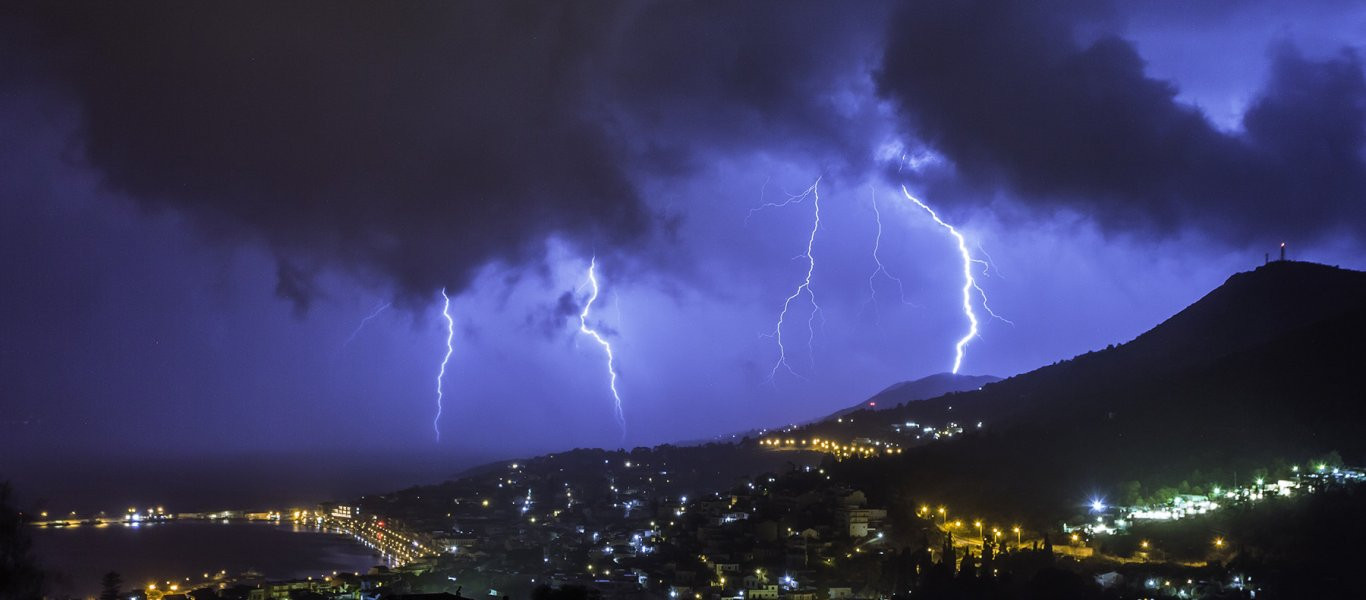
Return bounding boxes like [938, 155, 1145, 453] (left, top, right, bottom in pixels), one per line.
[89, 443, 1364, 600]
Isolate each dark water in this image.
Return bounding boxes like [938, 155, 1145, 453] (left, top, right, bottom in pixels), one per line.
[31, 521, 384, 598]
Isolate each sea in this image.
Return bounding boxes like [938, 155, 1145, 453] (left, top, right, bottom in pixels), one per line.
[30, 520, 384, 599]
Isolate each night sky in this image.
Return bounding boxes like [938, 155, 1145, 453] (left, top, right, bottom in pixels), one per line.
[2, 1, 1364, 509]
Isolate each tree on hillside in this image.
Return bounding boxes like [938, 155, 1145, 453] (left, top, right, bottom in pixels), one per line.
[1, 482, 45, 600]
[958, 548, 976, 579]
[1116, 481, 1142, 506]
[99, 571, 123, 600]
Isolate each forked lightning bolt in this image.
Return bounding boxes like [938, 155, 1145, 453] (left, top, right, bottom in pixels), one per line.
[579, 258, 626, 437]
[899, 186, 1007, 374]
[746, 177, 808, 225]
[866, 186, 914, 310]
[969, 244, 1014, 326]
[974, 243, 1001, 277]
[972, 279, 1014, 326]
[759, 179, 823, 381]
[434, 288, 455, 442]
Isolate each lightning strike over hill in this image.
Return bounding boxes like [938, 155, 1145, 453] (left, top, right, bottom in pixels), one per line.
[900, 186, 996, 374]
[579, 258, 626, 437]
[757, 179, 824, 382]
[434, 288, 455, 442]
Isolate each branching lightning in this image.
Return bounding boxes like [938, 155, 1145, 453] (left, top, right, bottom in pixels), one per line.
[899, 186, 1005, 374]
[866, 186, 915, 310]
[434, 288, 455, 442]
[974, 243, 1003, 278]
[972, 280, 1015, 326]
[759, 179, 824, 382]
[579, 258, 626, 437]
[341, 301, 391, 348]
[745, 176, 807, 225]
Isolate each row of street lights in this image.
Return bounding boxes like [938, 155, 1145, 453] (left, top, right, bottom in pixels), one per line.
[917, 505, 1023, 547]
[917, 502, 1232, 559]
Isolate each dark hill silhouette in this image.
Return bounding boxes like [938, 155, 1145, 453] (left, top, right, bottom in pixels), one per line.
[1112, 260, 1366, 373]
[814, 261, 1366, 434]
[818, 261, 1366, 521]
[823, 373, 1001, 420]
[701, 373, 1001, 445]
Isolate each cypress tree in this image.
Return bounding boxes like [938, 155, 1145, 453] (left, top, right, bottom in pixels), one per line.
[99, 571, 122, 600]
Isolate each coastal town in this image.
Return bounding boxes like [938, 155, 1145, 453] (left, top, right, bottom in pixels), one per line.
[36, 439, 1362, 600]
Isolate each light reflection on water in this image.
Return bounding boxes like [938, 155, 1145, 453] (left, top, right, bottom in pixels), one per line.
[31, 520, 383, 598]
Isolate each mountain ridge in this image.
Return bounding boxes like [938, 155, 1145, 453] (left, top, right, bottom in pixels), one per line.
[814, 260, 1366, 432]
[818, 260, 1366, 520]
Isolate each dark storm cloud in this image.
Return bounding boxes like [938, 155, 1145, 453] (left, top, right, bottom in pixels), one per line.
[603, 1, 891, 175]
[5, 1, 646, 309]
[877, 1, 1366, 242]
[273, 259, 319, 316]
[1, 1, 888, 310]
[525, 290, 583, 339]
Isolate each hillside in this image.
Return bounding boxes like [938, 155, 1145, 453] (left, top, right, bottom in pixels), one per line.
[804, 261, 1366, 437]
[821, 373, 1000, 420]
[817, 261, 1366, 520]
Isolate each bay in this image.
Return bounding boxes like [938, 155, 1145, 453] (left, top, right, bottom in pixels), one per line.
[30, 520, 384, 598]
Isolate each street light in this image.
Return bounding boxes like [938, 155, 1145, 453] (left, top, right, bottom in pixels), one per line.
[1214, 537, 1226, 549]
[974, 521, 983, 538]
[938, 507, 946, 525]
[1012, 526, 1021, 546]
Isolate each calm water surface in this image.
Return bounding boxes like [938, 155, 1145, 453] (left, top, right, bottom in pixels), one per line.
[32, 521, 383, 598]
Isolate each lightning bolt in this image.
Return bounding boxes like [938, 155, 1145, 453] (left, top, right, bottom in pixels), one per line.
[968, 245, 1012, 326]
[974, 243, 1003, 278]
[434, 288, 454, 442]
[972, 279, 1014, 326]
[866, 186, 914, 311]
[899, 186, 989, 374]
[760, 179, 823, 381]
[341, 301, 391, 348]
[579, 258, 625, 437]
[745, 176, 806, 225]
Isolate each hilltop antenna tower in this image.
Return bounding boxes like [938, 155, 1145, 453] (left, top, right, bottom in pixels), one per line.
[1280, 242, 1287, 262]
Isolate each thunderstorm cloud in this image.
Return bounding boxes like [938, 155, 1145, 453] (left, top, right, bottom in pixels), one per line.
[3, 0, 1363, 310]
[877, 0, 1366, 242]
[1, 1, 886, 310]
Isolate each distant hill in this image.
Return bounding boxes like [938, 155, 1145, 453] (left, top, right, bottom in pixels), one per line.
[816, 260, 1366, 521]
[823, 373, 1001, 420]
